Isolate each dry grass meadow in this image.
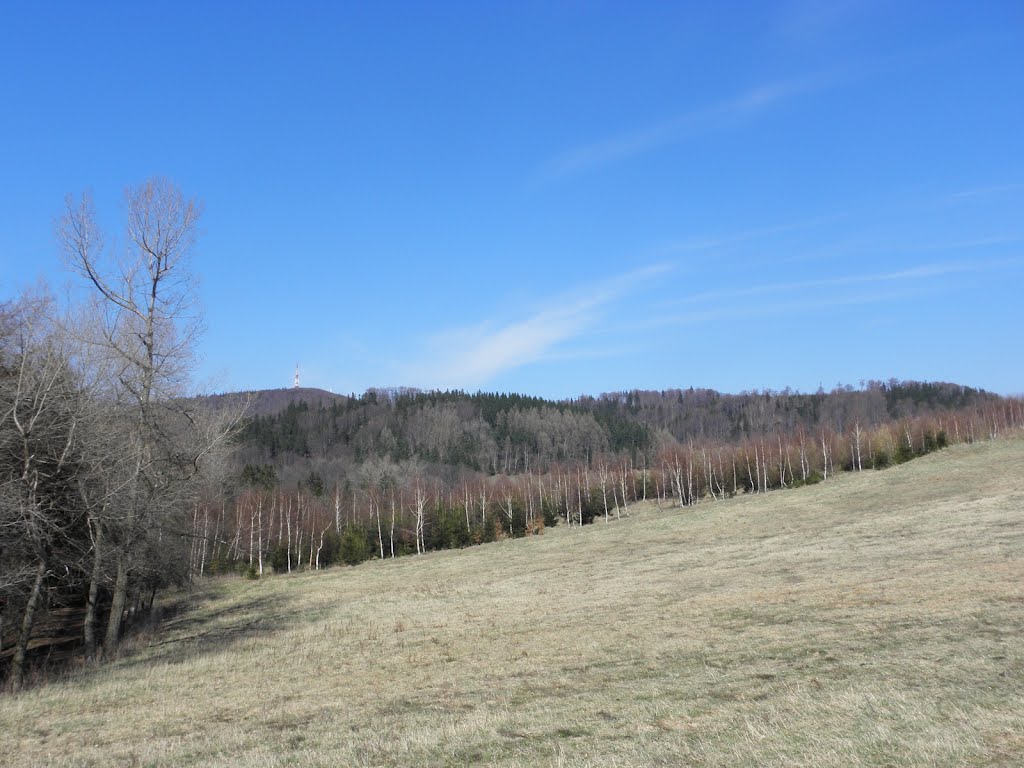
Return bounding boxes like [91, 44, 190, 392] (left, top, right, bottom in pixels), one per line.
[2, 438, 1022, 767]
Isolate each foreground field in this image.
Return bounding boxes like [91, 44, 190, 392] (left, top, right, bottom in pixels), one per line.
[2, 439, 1023, 767]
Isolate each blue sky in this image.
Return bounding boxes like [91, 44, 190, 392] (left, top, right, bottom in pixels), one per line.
[1, 1, 1022, 398]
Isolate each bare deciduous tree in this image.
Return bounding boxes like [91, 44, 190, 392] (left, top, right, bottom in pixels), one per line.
[0, 296, 89, 690]
[57, 178, 234, 655]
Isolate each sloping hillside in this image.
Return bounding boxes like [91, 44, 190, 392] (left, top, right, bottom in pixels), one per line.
[2, 438, 1022, 767]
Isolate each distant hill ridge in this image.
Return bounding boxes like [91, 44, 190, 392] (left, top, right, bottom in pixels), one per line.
[199, 386, 349, 418]
[210, 380, 1008, 485]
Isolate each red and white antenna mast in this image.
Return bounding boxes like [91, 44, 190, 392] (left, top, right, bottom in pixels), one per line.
[293, 363, 300, 389]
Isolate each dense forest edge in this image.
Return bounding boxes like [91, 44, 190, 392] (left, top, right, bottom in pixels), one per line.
[200, 381, 1020, 580]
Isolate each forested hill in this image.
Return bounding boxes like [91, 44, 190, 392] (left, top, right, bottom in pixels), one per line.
[225, 381, 1000, 484]
[200, 386, 349, 418]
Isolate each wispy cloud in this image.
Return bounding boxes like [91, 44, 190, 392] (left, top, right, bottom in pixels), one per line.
[948, 183, 1024, 200]
[657, 213, 844, 255]
[641, 287, 929, 331]
[662, 260, 990, 308]
[912, 235, 1024, 251]
[641, 259, 1014, 328]
[401, 264, 671, 390]
[544, 73, 835, 178]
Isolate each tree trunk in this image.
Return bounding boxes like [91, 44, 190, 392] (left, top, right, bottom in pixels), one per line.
[104, 553, 129, 654]
[257, 497, 263, 576]
[641, 456, 647, 500]
[389, 491, 396, 559]
[315, 527, 326, 569]
[84, 521, 103, 661]
[10, 556, 48, 693]
[308, 523, 316, 568]
[375, 498, 384, 560]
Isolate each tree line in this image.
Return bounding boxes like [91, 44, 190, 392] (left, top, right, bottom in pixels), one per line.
[197, 395, 1022, 578]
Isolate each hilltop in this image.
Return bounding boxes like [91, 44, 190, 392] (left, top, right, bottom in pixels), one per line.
[198, 386, 349, 419]
[2, 437, 1021, 766]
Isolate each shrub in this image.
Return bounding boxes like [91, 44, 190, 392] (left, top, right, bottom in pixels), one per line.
[923, 430, 938, 453]
[894, 434, 915, 464]
[339, 525, 370, 566]
[318, 530, 341, 568]
[269, 542, 291, 573]
[541, 500, 560, 528]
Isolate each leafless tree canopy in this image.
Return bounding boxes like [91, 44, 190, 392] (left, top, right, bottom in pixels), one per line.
[1, 179, 237, 691]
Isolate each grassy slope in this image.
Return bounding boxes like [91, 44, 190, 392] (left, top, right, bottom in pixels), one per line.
[2, 439, 1022, 767]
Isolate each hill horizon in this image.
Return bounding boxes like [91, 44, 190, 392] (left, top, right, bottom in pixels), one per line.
[203, 376, 1007, 405]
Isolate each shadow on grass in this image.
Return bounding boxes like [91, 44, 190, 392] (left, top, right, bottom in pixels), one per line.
[111, 583, 314, 671]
